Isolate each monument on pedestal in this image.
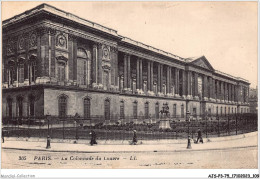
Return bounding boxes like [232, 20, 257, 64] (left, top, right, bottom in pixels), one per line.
[159, 103, 172, 130]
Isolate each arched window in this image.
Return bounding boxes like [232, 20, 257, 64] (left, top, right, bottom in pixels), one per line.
[104, 99, 110, 120]
[144, 102, 149, 119]
[7, 98, 12, 117]
[58, 95, 67, 117]
[29, 95, 35, 117]
[133, 101, 138, 119]
[216, 106, 219, 116]
[84, 97, 91, 120]
[120, 100, 125, 119]
[181, 104, 184, 118]
[225, 107, 227, 116]
[77, 48, 90, 86]
[8, 61, 15, 85]
[17, 96, 23, 117]
[18, 59, 24, 83]
[155, 102, 160, 118]
[221, 107, 223, 116]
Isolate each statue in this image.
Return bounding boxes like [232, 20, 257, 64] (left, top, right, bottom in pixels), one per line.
[159, 103, 172, 130]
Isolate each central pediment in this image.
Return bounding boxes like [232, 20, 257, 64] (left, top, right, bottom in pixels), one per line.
[187, 56, 214, 71]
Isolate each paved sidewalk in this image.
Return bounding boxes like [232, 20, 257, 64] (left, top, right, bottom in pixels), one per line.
[1, 132, 257, 153]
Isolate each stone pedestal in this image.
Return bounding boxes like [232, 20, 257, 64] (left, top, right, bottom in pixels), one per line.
[159, 119, 171, 130]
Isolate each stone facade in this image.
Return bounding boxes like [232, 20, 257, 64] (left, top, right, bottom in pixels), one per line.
[2, 4, 250, 121]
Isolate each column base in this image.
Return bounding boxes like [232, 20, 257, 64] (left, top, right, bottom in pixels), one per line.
[18, 82, 24, 87]
[66, 80, 74, 86]
[148, 91, 155, 96]
[24, 79, 29, 86]
[13, 81, 18, 87]
[166, 93, 174, 98]
[175, 94, 181, 98]
[158, 92, 165, 97]
[210, 98, 216, 102]
[182, 95, 187, 99]
[3, 82, 8, 88]
[36, 77, 50, 84]
[92, 83, 98, 89]
[137, 89, 145, 95]
[203, 97, 208, 101]
[186, 95, 192, 100]
[49, 77, 57, 84]
[194, 96, 200, 100]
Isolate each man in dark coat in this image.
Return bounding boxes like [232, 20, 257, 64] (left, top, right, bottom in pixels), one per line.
[196, 128, 203, 144]
[90, 130, 97, 146]
[132, 130, 137, 145]
[2, 128, 4, 143]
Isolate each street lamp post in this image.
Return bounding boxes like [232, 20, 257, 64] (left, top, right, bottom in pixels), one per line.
[186, 111, 191, 149]
[205, 110, 208, 138]
[74, 113, 80, 141]
[46, 112, 51, 149]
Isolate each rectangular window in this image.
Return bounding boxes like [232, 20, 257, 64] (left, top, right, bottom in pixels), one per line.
[84, 99, 91, 119]
[120, 102, 125, 119]
[208, 108, 211, 117]
[104, 100, 110, 120]
[193, 108, 197, 117]
[145, 102, 149, 119]
[173, 104, 177, 117]
[155, 103, 159, 118]
[29, 99, 35, 116]
[181, 105, 184, 118]
[57, 63, 65, 82]
[133, 102, 137, 119]
[7, 99, 12, 117]
[17, 98, 23, 117]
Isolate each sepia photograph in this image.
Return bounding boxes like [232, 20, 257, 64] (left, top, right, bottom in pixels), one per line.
[0, 1, 258, 177]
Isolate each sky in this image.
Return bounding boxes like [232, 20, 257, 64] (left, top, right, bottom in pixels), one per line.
[2, 1, 258, 88]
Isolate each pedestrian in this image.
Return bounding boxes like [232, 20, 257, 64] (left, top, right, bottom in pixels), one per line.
[89, 130, 97, 146]
[2, 128, 4, 143]
[196, 128, 203, 144]
[132, 130, 137, 145]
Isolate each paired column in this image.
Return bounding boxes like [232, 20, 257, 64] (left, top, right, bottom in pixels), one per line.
[123, 54, 128, 89]
[160, 64, 163, 93]
[147, 61, 151, 91]
[166, 66, 170, 94]
[203, 75, 208, 100]
[157, 64, 161, 93]
[194, 72, 198, 97]
[212, 78, 216, 99]
[139, 59, 143, 91]
[136, 58, 140, 90]
[187, 71, 191, 97]
[175, 68, 179, 96]
[127, 55, 131, 90]
[181, 69, 185, 97]
[150, 62, 153, 92]
[209, 77, 213, 99]
[92, 43, 98, 85]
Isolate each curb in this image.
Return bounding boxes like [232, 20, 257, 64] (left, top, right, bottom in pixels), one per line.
[2, 145, 257, 154]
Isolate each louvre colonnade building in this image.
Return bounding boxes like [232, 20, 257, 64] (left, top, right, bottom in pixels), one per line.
[2, 4, 250, 123]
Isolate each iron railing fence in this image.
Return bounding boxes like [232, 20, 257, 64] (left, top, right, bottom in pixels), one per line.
[2, 113, 257, 140]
